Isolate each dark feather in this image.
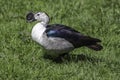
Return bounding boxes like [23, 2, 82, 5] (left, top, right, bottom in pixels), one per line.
[46, 24, 102, 48]
[87, 44, 103, 51]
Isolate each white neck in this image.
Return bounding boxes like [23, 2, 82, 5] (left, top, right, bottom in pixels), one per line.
[39, 14, 49, 26]
[31, 22, 47, 43]
[40, 21, 48, 27]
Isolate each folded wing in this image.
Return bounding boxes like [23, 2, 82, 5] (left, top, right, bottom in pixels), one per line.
[46, 24, 103, 50]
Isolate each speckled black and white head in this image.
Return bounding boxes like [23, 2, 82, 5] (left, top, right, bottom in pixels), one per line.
[26, 12, 49, 24]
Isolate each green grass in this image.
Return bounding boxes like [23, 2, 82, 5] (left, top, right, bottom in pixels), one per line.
[0, 0, 120, 80]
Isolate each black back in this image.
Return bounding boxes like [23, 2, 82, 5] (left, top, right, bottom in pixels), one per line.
[45, 24, 101, 48]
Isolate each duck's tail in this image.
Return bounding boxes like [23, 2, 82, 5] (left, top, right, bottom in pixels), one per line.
[86, 44, 103, 51]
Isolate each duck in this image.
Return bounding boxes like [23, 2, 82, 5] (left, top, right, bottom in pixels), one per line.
[26, 12, 103, 59]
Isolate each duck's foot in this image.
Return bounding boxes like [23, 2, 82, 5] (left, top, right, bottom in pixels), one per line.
[52, 53, 69, 63]
[43, 53, 69, 63]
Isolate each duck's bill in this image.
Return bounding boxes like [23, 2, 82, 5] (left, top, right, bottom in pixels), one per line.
[26, 12, 36, 22]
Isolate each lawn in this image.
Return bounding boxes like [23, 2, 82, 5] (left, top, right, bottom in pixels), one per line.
[0, 0, 120, 80]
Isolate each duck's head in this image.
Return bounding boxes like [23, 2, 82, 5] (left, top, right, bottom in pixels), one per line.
[26, 12, 49, 24]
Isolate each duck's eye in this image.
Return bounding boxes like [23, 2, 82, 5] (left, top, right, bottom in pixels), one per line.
[37, 14, 40, 16]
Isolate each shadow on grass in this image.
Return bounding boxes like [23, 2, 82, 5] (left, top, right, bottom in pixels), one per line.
[44, 54, 120, 72]
[44, 53, 103, 63]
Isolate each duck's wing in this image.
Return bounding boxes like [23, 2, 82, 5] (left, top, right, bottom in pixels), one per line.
[45, 24, 102, 49]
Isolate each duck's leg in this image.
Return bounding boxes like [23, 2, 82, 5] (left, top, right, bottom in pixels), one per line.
[53, 53, 69, 62]
[60, 53, 69, 57]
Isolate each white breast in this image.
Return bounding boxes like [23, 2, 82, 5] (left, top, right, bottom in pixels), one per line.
[31, 23, 46, 43]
